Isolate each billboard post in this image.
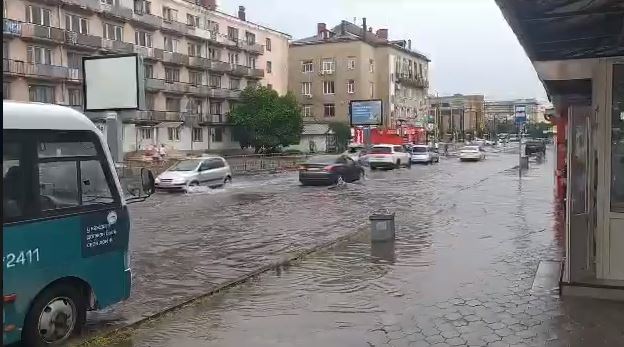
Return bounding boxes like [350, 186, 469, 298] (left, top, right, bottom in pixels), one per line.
[515, 105, 527, 177]
[350, 99, 383, 150]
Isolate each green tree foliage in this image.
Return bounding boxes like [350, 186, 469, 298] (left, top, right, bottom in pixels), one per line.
[328, 122, 352, 153]
[229, 86, 304, 153]
[524, 122, 553, 138]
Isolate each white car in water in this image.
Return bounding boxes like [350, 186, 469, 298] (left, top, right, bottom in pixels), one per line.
[155, 156, 232, 191]
[459, 145, 486, 162]
[410, 145, 440, 164]
[368, 144, 412, 170]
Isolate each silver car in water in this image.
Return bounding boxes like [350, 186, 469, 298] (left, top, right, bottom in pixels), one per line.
[155, 156, 232, 191]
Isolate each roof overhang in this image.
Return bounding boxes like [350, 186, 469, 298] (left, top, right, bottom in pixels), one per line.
[495, 0, 624, 105]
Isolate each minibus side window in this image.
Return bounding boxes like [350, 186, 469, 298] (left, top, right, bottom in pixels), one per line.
[3, 140, 27, 222]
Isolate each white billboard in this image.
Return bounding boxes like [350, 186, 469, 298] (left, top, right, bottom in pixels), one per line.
[83, 54, 144, 111]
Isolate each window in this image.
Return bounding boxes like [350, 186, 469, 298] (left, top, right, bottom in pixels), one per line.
[369, 82, 374, 98]
[393, 146, 403, 152]
[167, 127, 180, 141]
[165, 97, 180, 111]
[266, 61, 272, 74]
[145, 92, 155, 109]
[210, 102, 222, 115]
[164, 67, 180, 83]
[29, 85, 55, 103]
[227, 26, 239, 41]
[164, 36, 178, 52]
[321, 59, 335, 74]
[230, 78, 241, 90]
[100, 0, 113, 4]
[228, 52, 239, 65]
[209, 75, 221, 88]
[139, 127, 152, 140]
[186, 14, 200, 27]
[302, 60, 313, 73]
[134, 0, 151, 14]
[247, 56, 256, 68]
[347, 57, 356, 70]
[3, 82, 9, 100]
[27, 46, 51, 64]
[3, 139, 25, 221]
[162, 6, 177, 21]
[369, 59, 375, 73]
[192, 128, 203, 142]
[103, 23, 123, 41]
[245, 31, 256, 44]
[134, 30, 152, 47]
[611, 64, 624, 212]
[188, 42, 202, 57]
[144, 64, 154, 78]
[301, 82, 311, 96]
[208, 48, 220, 60]
[188, 98, 203, 114]
[212, 128, 223, 142]
[67, 53, 85, 70]
[323, 81, 335, 95]
[247, 80, 258, 88]
[189, 70, 203, 86]
[25, 5, 51, 26]
[68, 88, 82, 106]
[303, 105, 312, 118]
[323, 103, 335, 118]
[65, 14, 89, 34]
[266, 38, 272, 51]
[347, 80, 355, 94]
[207, 20, 219, 39]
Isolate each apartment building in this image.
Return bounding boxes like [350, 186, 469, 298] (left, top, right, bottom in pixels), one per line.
[484, 99, 541, 124]
[429, 94, 485, 141]
[288, 19, 430, 129]
[3, 0, 290, 154]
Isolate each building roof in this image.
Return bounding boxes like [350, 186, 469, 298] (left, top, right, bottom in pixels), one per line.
[495, 0, 624, 61]
[291, 21, 431, 62]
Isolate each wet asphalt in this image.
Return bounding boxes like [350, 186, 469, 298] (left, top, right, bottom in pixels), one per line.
[88, 148, 624, 346]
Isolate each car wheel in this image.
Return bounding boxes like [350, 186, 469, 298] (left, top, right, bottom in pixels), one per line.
[335, 175, 345, 185]
[358, 170, 365, 181]
[189, 181, 200, 187]
[395, 160, 401, 169]
[406, 160, 412, 168]
[371, 166, 377, 171]
[22, 282, 86, 347]
[224, 175, 232, 185]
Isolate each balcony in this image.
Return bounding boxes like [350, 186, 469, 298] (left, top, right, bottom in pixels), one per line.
[20, 23, 65, 43]
[61, 0, 100, 12]
[3, 19, 22, 36]
[145, 78, 165, 91]
[134, 46, 163, 61]
[64, 31, 101, 50]
[188, 56, 210, 69]
[248, 68, 265, 79]
[239, 41, 264, 55]
[209, 88, 229, 99]
[100, 3, 133, 21]
[161, 19, 187, 35]
[4, 59, 70, 80]
[396, 74, 429, 88]
[230, 65, 249, 77]
[153, 111, 183, 122]
[207, 60, 231, 73]
[130, 11, 162, 29]
[187, 84, 210, 96]
[162, 51, 188, 65]
[163, 81, 188, 94]
[200, 114, 229, 125]
[227, 89, 242, 100]
[101, 39, 134, 53]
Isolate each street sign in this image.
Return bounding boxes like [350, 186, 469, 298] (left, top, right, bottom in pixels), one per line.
[350, 99, 383, 126]
[514, 105, 527, 125]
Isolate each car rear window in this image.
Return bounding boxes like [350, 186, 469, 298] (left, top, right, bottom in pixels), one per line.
[371, 147, 392, 154]
[412, 147, 427, 153]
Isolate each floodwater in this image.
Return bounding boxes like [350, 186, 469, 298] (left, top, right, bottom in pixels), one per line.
[98, 148, 624, 347]
[87, 148, 522, 330]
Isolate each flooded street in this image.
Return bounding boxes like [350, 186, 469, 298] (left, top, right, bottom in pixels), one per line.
[91, 148, 624, 346]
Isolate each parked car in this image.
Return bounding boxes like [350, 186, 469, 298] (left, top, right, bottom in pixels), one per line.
[155, 156, 232, 191]
[459, 145, 486, 162]
[299, 155, 364, 186]
[410, 145, 440, 164]
[525, 139, 546, 156]
[368, 144, 412, 170]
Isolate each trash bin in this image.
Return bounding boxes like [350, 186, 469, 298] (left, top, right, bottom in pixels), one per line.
[369, 211, 395, 242]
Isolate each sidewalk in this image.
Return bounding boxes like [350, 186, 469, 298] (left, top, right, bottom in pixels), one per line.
[108, 155, 624, 347]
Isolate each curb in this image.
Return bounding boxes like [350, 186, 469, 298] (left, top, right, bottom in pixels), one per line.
[72, 226, 368, 346]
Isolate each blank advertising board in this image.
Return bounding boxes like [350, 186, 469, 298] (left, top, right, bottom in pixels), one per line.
[83, 54, 144, 111]
[350, 99, 383, 126]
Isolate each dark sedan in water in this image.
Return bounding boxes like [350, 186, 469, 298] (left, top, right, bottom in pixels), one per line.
[299, 155, 365, 186]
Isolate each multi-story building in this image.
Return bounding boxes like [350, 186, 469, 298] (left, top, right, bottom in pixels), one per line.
[428, 94, 485, 141]
[484, 99, 540, 124]
[3, 0, 290, 154]
[288, 19, 430, 130]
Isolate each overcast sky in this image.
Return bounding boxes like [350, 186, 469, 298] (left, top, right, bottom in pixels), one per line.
[221, 0, 548, 101]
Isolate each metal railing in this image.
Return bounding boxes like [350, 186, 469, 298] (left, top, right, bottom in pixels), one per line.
[3, 59, 70, 79]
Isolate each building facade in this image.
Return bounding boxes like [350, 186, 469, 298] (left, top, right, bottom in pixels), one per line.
[3, 0, 290, 155]
[288, 20, 429, 130]
[429, 94, 485, 141]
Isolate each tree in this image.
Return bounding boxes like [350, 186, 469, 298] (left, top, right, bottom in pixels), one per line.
[328, 122, 352, 153]
[229, 86, 304, 153]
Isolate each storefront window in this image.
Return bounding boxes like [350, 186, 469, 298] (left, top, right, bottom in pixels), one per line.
[611, 64, 624, 212]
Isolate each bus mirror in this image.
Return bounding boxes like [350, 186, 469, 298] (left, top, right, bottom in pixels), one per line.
[141, 168, 155, 196]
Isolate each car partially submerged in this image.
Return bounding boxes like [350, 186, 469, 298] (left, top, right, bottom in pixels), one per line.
[155, 156, 232, 191]
[299, 155, 364, 186]
[459, 145, 486, 161]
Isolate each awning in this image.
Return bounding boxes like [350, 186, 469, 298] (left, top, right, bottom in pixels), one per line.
[156, 122, 183, 128]
[496, 0, 624, 61]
